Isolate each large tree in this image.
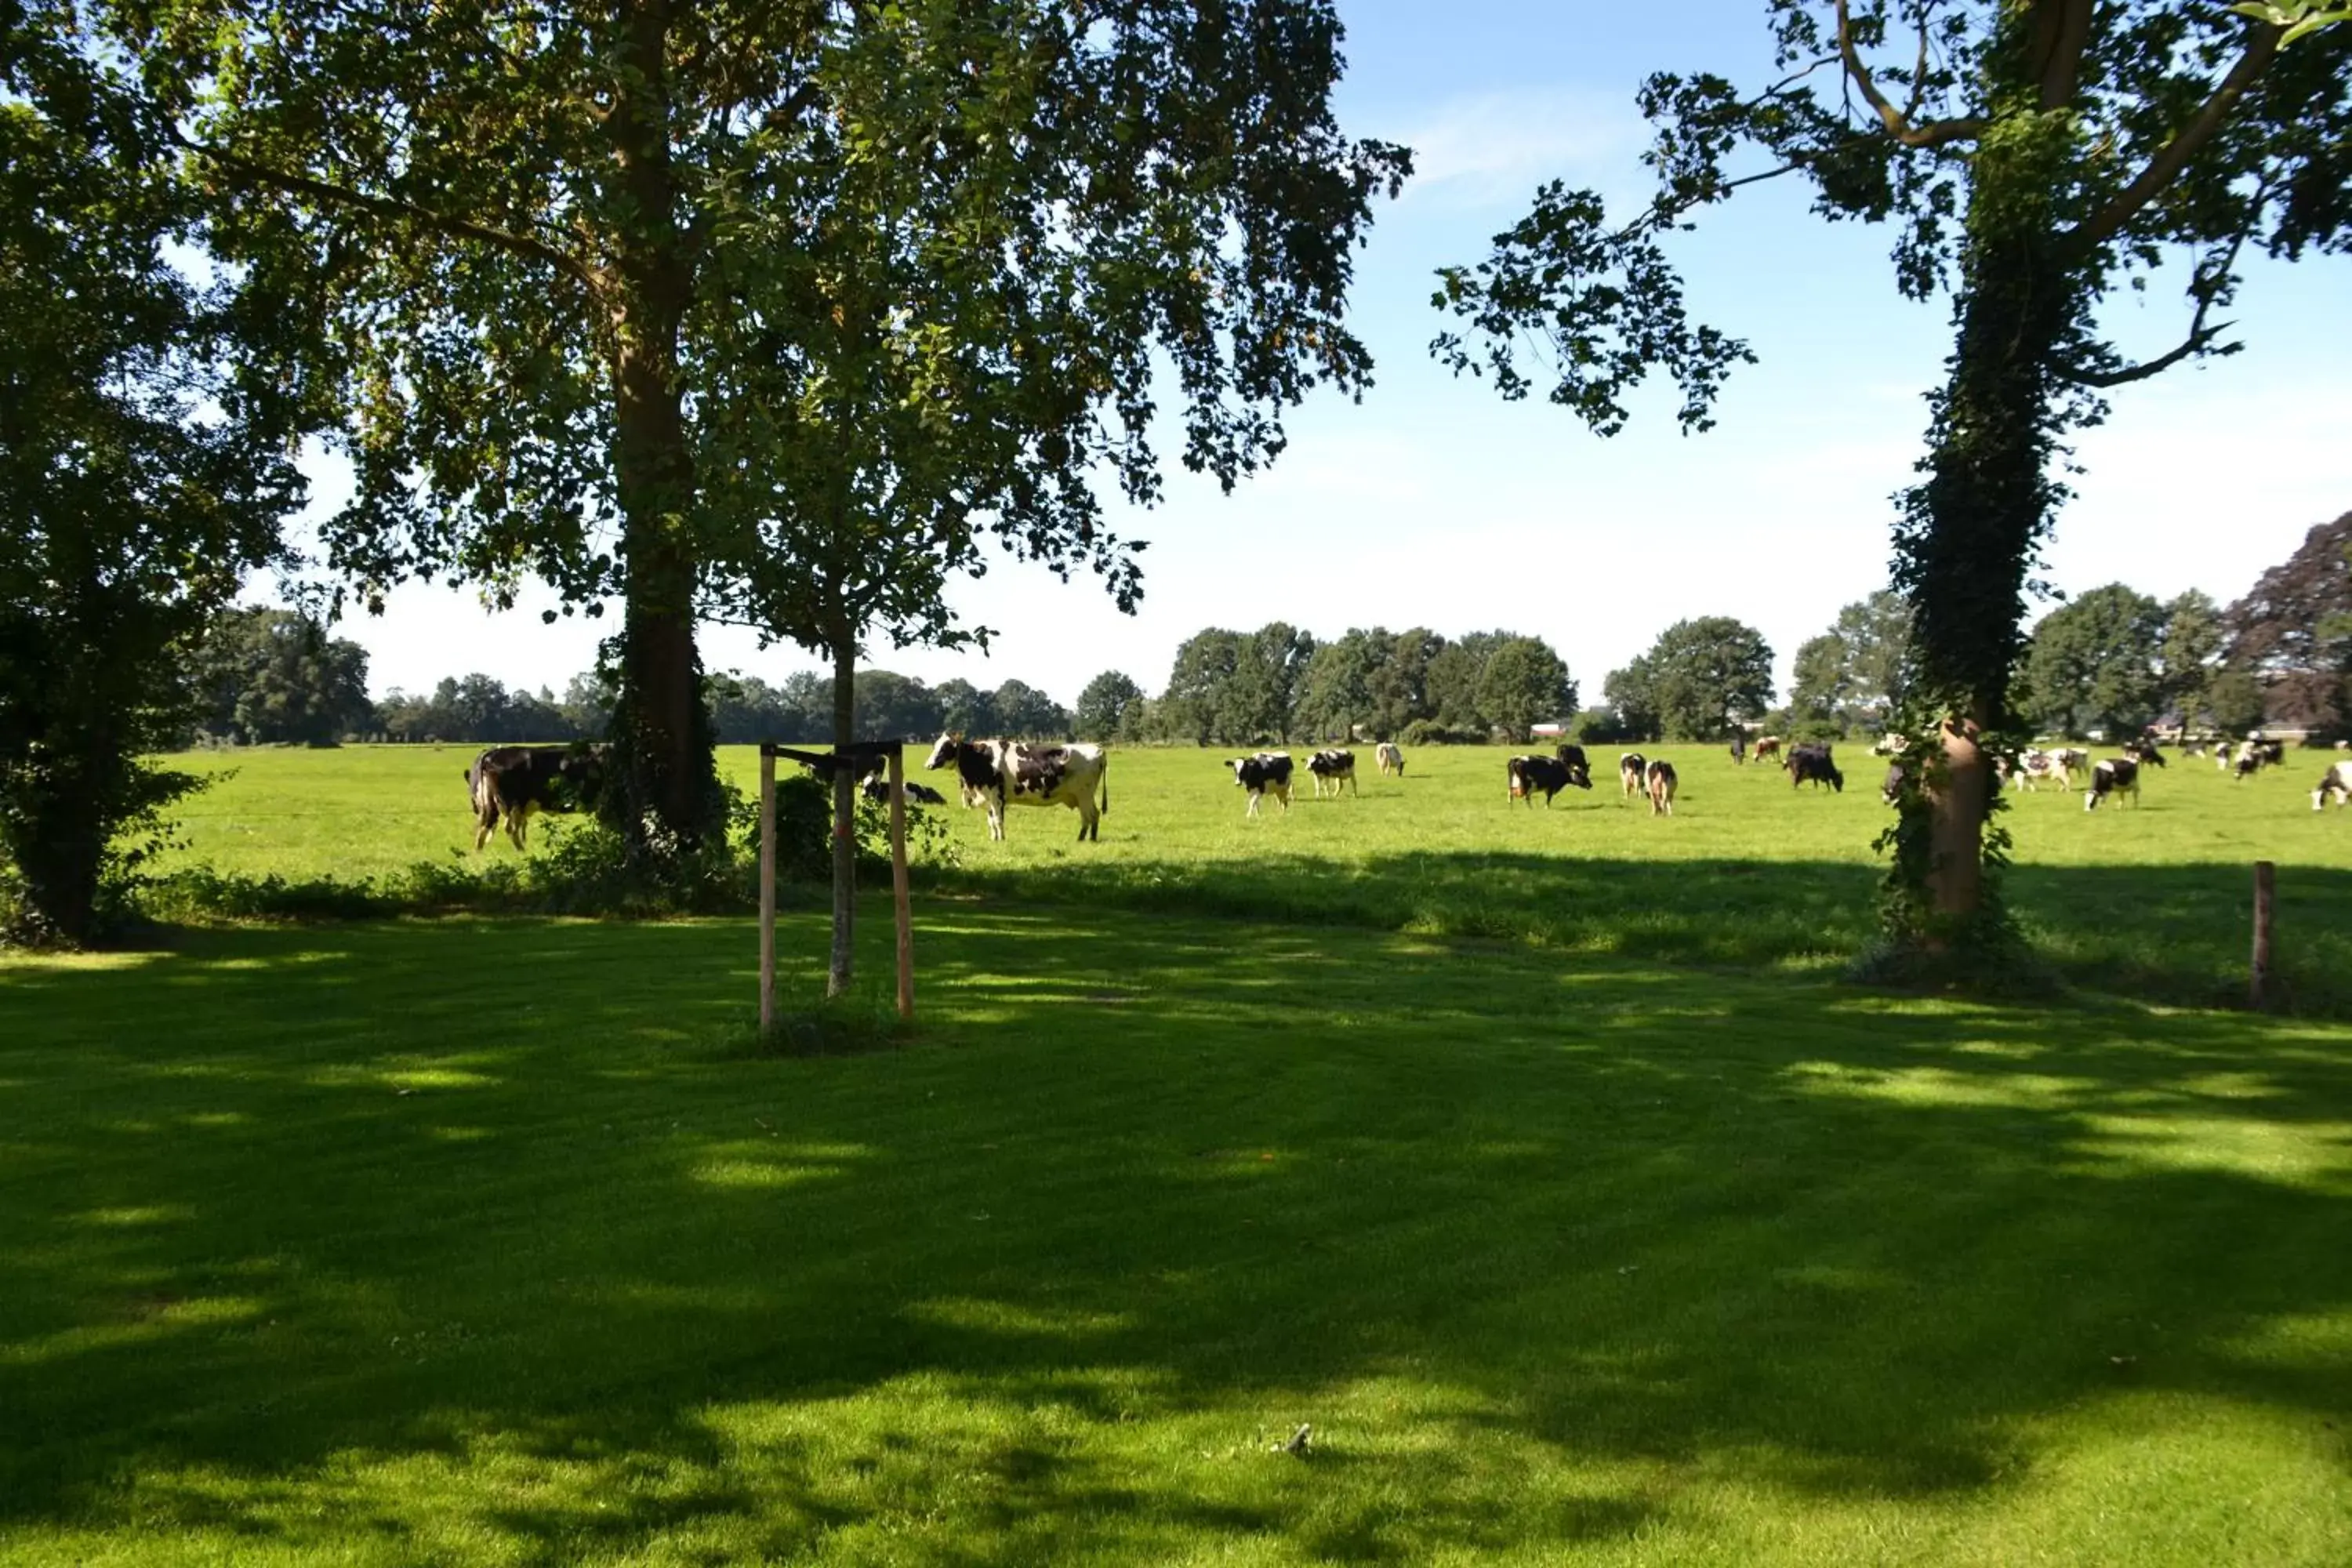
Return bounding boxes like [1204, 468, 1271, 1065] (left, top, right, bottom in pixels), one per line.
[2018, 583, 2166, 736]
[1476, 636, 1577, 743]
[2225, 510, 2352, 735]
[1073, 671, 1145, 742]
[1611, 618, 1776, 740]
[188, 608, 376, 746]
[1435, 2, 2351, 951]
[2, 5, 300, 942]
[140, 0, 1406, 863]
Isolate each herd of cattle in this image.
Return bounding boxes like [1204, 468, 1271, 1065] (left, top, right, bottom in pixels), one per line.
[460, 729, 2352, 848]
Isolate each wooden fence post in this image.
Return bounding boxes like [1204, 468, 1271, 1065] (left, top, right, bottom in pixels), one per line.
[759, 746, 776, 1033]
[888, 748, 913, 1022]
[2251, 859, 2275, 1012]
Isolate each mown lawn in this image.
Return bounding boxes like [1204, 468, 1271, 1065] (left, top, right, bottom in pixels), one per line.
[5, 904, 2351, 1565]
[156, 742, 2352, 1014]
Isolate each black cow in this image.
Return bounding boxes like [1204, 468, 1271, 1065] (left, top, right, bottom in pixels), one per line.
[1646, 758, 1679, 816]
[1307, 748, 1358, 798]
[2085, 757, 2140, 811]
[463, 744, 608, 851]
[2125, 738, 2166, 768]
[1552, 743, 1592, 788]
[860, 779, 947, 806]
[1786, 743, 1844, 793]
[1507, 754, 1588, 807]
[1228, 751, 1294, 817]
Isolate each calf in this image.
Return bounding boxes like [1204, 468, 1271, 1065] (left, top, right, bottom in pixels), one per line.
[2085, 757, 2140, 811]
[463, 743, 608, 851]
[1307, 748, 1358, 798]
[924, 733, 1108, 841]
[1646, 758, 1678, 816]
[1228, 751, 1294, 817]
[1786, 743, 1844, 793]
[860, 778, 947, 806]
[1618, 752, 1648, 797]
[1374, 742, 1405, 777]
[2314, 760, 2352, 811]
[1506, 754, 1588, 807]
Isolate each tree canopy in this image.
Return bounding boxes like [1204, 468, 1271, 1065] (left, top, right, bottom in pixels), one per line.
[2224, 510, 2352, 735]
[1606, 618, 1775, 742]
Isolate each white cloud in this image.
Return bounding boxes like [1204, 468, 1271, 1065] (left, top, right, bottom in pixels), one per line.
[1390, 86, 1640, 207]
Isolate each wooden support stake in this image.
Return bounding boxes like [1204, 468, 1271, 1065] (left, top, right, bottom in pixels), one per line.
[759, 747, 777, 1033]
[2251, 859, 2275, 1012]
[888, 748, 913, 1022]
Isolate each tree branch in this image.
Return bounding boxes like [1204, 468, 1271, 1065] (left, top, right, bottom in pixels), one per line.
[2034, 0, 2095, 109]
[2066, 24, 2280, 249]
[1835, 0, 1985, 147]
[183, 134, 596, 289]
[2059, 320, 2234, 387]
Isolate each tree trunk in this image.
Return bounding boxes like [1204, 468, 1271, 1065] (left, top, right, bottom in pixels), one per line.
[1890, 76, 2082, 942]
[828, 640, 857, 998]
[600, 0, 718, 857]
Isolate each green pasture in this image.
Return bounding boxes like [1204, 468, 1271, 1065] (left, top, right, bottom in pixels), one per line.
[154, 741, 2352, 1014]
[7, 904, 2352, 1566]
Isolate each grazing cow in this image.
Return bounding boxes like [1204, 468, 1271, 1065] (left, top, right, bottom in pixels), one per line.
[1552, 743, 1593, 788]
[861, 778, 947, 806]
[1507, 753, 1589, 807]
[2125, 738, 2166, 768]
[1752, 736, 1781, 763]
[1228, 751, 1294, 817]
[1786, 743, 1845, 793]
[2012, 749, 2072, 792]
[924, 733, 1108, 841]
[463, 744, 608, 851]
[2085, 756, 2140, 811]
[2232, 739, 2285, 780]
[2314, 761, 2352, 811]
[1882, 761, 1908, 806]
[1375, 742, 1405, 777]
[1646, 758, 1679, 816]
[1307, 748, 1359, 798]
[1619, 752, 1648, 797]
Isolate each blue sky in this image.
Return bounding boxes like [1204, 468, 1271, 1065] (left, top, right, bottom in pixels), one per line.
[298, 1, 2352, 708]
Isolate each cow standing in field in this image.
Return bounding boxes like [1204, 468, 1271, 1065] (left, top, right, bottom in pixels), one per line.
[1375, 742, 1405, 777]
[1752, 736, 1781, 763]
[1507, 754, 1589, 807]
[924, 734, 1108, 841]
[2011, 749, 2072, 792]
[1619, 752, 1648, 798]
[1646, 759, 1678, 816]
[1307, 748, 1358, 798]
[1229, 751, 1294, 816]
[2314, 761, 2352, 811]
[463, 744, 608, 851]
[1552, 743, 1592, 788]
[1785, 743, 1845, 793]
[1881, 761, 1908, 806]
[2125, 739, 2167, 768]
[2085, 757, 2141, 811]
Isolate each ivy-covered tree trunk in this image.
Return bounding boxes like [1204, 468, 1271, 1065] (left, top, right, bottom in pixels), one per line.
[1889, 95, 2086, 947]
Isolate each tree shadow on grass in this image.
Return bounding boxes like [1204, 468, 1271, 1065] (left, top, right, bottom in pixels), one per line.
[3, 908, 2350, 1563]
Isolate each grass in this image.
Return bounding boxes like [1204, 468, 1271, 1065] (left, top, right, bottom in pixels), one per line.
[151, 741, 2352, 1014]
[6, 905, 2352, 1564]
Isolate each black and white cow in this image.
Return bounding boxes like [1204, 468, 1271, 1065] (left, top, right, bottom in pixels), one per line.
[1552, 743, 1592, 788]
[1786, 743, 1844, 793]
[924, 734, 1108, 841]
[463, 743, 608, 851]
[1229, 751, 1294, 816]
[2314, 761, 2352, 811]
[1618, 752, 1648, 797]
[860, 778, 948, 806]
[1307, 748, 1358, 798]
[1646, 758, 1679, 816]
[1507, 753, 1589, 807]
[2125, 738, 2167, 768]
[2011, 748, 2071, 792]
[1375, 742, 1405, 777]
[2234, 739, 2287, 780]
[2052, 746, 2089, 775]
[2085, 756, 2140, 811]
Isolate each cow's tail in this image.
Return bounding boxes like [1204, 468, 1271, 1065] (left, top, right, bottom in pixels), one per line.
[1098, 754, 1109, 818]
